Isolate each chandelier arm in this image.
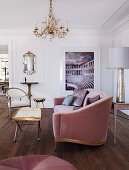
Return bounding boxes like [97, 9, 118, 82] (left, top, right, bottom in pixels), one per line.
[35, 27, 48, 37]
[41, 33, 49, 39]
[39, 28, 49, 37]
[55, 29, 63, 38]
[56, 28, 63, 36]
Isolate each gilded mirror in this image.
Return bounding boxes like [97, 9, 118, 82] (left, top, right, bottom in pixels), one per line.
[23, 51, 36, 75]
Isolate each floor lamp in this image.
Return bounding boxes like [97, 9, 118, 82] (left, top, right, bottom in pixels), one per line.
[108, 47, 129, 103]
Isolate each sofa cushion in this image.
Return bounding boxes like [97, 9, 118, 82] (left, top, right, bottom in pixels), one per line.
[54, 105, 74, 113]
[33, 156, 76, 170]
[0, 155, 77, 170]
[62, 95, 74, 106]
[83, 91, 102, 106]
[72, 89, 87, 107]
[0, 165, 19, 170]
[87, 95, 100, 105]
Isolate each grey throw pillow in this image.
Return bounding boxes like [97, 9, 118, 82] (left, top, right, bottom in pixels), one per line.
[62, 95, 74, 106]
[72, 89, 87, 107]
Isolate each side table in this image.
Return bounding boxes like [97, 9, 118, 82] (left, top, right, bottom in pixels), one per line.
[33, 98, 46, 108]
[21, 82, 38, 105]
[113, 102, 129, 143]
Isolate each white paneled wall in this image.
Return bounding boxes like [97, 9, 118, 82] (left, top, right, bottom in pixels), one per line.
[0, 28, 113, 107]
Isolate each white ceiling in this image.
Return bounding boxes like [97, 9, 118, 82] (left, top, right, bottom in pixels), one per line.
[0, 0, 129, 29]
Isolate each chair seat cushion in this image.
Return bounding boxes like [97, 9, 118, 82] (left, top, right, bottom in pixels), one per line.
[54, 105, 74, 113]
[0, 155, 77, 170]
[0, 165, 19, 170]
[33, 156, 76, 170]
[11, 100, 30, 108]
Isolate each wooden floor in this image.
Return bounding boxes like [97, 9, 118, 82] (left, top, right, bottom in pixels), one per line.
[0, 96, 129, 170]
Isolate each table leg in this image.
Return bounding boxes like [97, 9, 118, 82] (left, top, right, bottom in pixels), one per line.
[13, 124, 18, 142]
[36, 102, 38, 108]
[42, 102, 44, 108]
[38, 121, 40, 141]
[13, 122, 22, 142]
[28, 84, 32, 106]
[114, 106, 117, 144]
[16, 121, 22, 131]
[8, 107, 12, 119]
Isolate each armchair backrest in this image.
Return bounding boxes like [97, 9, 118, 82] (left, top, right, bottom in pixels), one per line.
[6, 88, 27, 99]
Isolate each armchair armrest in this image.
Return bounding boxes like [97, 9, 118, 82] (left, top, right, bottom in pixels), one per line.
[7, 96, 11, 108]
[21, 94, 31, 106]
[54, 97, 65, 106]
[53, 113, 61, 139]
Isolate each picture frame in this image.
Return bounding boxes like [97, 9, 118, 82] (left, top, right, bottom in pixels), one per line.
[60, 47, 100, 96]
[23, 51, 36, 75]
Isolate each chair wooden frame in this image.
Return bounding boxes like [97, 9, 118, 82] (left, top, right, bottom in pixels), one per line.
[54, 138, 106, 150]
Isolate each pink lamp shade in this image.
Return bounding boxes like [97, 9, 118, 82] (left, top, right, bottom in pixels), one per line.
[107, 47, 129, 69]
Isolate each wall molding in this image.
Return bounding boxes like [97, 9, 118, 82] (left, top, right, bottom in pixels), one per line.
[112, 15, 129, 34]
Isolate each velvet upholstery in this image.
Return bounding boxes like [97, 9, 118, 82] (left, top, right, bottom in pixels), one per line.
[0, 155, 77, 170]
[54, 97, 65, 106]
[87, 95, 100, 105]
[54, 105, 74, 113]
[83, 90, 104, 106]
[53, 89, 113, 145]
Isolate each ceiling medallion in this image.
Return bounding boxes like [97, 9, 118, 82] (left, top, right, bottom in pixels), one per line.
[33, 0, 69, 40]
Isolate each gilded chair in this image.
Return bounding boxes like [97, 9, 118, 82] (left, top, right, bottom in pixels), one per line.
[6, 88, 31, 118]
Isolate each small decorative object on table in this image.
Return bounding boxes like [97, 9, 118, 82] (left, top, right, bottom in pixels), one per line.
[33, 98, 46, 108]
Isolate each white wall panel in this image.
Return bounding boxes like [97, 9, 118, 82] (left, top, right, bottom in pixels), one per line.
[0, 28, 112, 107]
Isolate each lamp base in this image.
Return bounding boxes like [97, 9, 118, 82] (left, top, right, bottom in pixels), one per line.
[116, 68, 125, 103]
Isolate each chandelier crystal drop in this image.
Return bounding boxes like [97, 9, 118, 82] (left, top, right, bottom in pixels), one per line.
[33, 0, 69, 40]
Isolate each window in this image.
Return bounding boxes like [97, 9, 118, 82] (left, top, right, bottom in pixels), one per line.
[0, 54, 9, 80]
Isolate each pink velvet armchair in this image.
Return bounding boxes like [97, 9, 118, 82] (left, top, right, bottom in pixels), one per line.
[53, 91, 113, 149]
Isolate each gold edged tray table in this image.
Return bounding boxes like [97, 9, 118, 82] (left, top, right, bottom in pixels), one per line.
[12, 107, 41, 142]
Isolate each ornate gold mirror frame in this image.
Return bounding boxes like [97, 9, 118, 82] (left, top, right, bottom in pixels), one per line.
[23, 51, 36, 75]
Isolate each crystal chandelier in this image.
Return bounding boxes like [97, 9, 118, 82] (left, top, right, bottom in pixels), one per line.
[33, 0, 69, 40]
